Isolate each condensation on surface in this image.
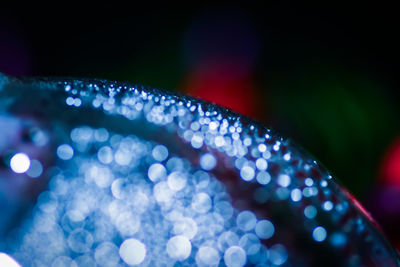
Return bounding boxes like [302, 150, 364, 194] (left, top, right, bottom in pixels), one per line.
[0, 74, 398, 266]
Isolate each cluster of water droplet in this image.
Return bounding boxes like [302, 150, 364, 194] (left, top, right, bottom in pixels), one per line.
[0, 75, 398, 266]
[8, 125, 285, 267]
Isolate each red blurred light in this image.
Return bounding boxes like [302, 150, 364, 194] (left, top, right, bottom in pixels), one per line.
[381, 137, 400, 187]
[183, 60, 258, 117]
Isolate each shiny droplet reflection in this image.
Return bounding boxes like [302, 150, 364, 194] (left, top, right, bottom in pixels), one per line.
[0, 73, 399, 266]
[10, 153, 30, 174]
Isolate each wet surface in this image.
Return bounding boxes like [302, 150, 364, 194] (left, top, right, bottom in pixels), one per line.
[0, 73, 398, 266]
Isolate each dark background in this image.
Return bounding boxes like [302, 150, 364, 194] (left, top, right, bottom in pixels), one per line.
[1, 3, 399, 248]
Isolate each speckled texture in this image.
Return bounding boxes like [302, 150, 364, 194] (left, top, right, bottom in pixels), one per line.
[0, 73, 398, 266]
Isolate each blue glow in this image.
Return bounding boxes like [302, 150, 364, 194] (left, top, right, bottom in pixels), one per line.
[323, 200, 334, 211]
[200, 153, 217, 170]
[313, 226, 327, 242]
[304, 205, 317, 219]
[330, 232, 347, 248]
[0, 76, 396, 266]
[256, 171, 271, 185]
[255, 219, 275, 239]
[56, 144, 74, 160]
[236, 211, 257, 232]
[269, 244, 288, 265]
[10, 153, 30, 173]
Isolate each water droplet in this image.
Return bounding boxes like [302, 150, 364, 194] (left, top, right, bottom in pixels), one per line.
[255, 219, 274, 239]
[200, 153, 217, 170]
[10, 153, 30, 173]
[115, 212, 141, 236]
[224, 246, 247, 267]
[95, 242, 120, 267]
[217, 231, 239, 252]
[290, 188, 302, 202]
[239, 233, 260, 255]
[269, 244, 288, 265]
[236, 211, 257, 232]
[97, 146, 113, 164]
[255, 158, 268, 171]
[240, 166, 255, 181]
[323, 201, 334, 211]
[152, 145, 169, 162]
[304, 205, 317, 219]
[191, 193, 212, 214]
[26, 159, 43, 178]
[196, 246, 220, 266]
[0, 253, 21, 267]
[148, 163, 167, 182]
[256, 172, 271, 185]
[173, 217, 198, 239]
[57, 144, 74, 160]
[167, 171, 187, 191]
[166, 235, 192, 261]
[277, 174, 291, 187]
[119, 238, 146, 266]
[67, 229, 94, 253]
[313, 226, 327, 242]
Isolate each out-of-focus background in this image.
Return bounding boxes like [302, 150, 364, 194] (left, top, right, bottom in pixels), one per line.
[1, 3, 399, 248]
